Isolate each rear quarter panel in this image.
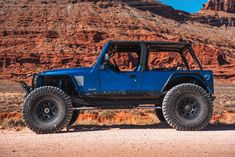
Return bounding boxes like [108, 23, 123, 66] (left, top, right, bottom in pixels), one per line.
[162, 70, 214, 94]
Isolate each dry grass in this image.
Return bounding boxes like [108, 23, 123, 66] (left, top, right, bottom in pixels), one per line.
[214, 85, 235, 114]
[99, 110, 116, 119]
[77, 109, 159, 126]
[0, 92, 24, 112]
[0, 118, 25, 131]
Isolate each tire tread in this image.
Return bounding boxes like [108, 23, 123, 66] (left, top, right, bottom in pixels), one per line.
[162, 83, 213, 131]
[22, 86, 73, 134]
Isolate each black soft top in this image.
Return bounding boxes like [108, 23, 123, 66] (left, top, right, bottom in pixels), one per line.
[108, 40, 191, 52]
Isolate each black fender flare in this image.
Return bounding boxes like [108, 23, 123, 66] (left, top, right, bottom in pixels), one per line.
[37, 74, 82, 97]
[161, 72, 212, 94]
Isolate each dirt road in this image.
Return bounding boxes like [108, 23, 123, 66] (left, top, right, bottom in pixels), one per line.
[1, 124, 235, 157]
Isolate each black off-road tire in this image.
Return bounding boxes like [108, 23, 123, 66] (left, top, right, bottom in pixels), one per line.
[155, 109, 166, 122]
[162, 83, 213, 131]
[68, 110, 80, 126]
[23, 86, 73, 134]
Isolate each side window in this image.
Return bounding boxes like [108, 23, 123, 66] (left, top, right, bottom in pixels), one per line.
[109, 52, 139, 72]
[147, 51, 184, 71]
[106, 44, 141, 72]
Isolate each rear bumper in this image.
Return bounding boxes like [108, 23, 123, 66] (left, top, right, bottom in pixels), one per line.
[19, 81, 31, 96]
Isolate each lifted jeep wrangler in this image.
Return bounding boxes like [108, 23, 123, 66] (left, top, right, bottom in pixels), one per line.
[21, 41, 215, 134]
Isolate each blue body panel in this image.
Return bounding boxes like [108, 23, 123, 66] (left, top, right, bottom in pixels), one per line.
[38, 41, 214, 97]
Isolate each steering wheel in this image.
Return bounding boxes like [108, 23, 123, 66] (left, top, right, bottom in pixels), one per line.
[112, 58, 120, 72]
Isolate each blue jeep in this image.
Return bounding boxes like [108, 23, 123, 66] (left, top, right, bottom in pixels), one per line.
[21, 40, 215, 133]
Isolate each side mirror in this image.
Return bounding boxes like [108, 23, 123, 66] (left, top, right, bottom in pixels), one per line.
[100, 53, 110, 70]
[104, 53, 110, 61]
[100, 64, 105, 70]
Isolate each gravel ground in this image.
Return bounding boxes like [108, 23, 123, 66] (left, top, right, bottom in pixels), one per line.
[0, 125, 235, 157]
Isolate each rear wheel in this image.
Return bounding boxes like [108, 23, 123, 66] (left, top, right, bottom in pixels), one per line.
[162, 83, 213, 131]
[23, 86, 73, 134]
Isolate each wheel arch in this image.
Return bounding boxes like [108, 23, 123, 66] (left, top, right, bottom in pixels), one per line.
[23, 86, 74, 134]
[162, 73, 211, 94]
[39, 75, 80, 97]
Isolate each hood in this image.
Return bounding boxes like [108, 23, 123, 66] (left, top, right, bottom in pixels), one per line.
[40, 67, 92, 76]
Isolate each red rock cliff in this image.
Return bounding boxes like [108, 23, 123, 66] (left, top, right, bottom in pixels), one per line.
[194, 0, 235, 27]
[202, 0, 235, 13]
[0, 1, 235, 83]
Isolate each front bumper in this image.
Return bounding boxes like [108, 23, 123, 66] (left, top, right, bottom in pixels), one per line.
[19, 73, 38, 96]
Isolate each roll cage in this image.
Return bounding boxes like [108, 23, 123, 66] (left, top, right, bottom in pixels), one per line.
[96, 41, 203, 72]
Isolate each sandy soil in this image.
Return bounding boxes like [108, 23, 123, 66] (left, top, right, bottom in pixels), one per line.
[0, 124, 235, 157]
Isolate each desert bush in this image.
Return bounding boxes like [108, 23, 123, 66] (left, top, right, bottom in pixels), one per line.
[99, 110, 115, 119]
[1, 118, 25, 130]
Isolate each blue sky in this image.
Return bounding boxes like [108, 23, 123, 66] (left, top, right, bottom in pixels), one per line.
[158, 0, 208, 13]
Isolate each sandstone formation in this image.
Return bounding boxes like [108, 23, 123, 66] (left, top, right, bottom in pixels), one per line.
[125, 0, 190, 22]
[202, 0, 235, 13]
[0, 0, 235, 83]
[124, 0, 235, 27]
[194, 0, 235, 27]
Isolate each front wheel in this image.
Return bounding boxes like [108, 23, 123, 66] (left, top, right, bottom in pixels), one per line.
[23, 86, 73, 134]
[162, 83, 213, 131]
